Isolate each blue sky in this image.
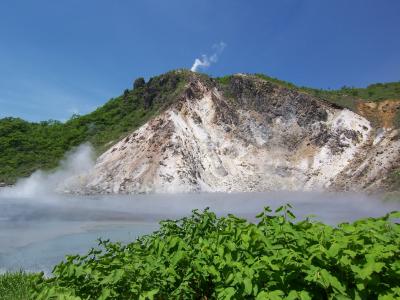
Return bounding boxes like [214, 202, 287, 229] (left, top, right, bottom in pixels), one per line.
[0, 0, 399, 121]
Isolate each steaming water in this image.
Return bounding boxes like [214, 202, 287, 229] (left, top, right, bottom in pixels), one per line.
[0, 192, 399, 275]
[0, 145, 399, 274]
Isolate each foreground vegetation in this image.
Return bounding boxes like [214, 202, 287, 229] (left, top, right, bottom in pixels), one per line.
[2, 207, 399, 299]
[0, 271, 36, 300]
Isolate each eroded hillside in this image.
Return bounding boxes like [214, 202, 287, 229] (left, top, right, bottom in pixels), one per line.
[66, 73, 400, 194]
[2, 70, 399, 193]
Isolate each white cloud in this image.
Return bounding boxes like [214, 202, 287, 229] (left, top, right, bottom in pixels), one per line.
[191, 41, 227, 72]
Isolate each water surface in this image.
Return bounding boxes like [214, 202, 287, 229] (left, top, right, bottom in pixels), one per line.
[0, 192, 398, 275]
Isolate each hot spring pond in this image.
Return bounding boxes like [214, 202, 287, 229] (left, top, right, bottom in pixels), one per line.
[0, 192, 399, 275]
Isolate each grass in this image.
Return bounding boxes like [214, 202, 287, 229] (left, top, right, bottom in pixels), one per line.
[0, 271, 36, 300]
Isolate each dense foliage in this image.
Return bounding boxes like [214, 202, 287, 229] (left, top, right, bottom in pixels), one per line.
[27, 207, 400, 299]
[0, 70, 189, 184]
[0, 271, 36, 300]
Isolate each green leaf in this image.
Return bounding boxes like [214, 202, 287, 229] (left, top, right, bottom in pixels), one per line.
[266, 290, 285, 299]
[243, 277, 252, 295]
[327, 243, 341, 258]
[287, 290, 312, 300]
[388, 211, 400, 219]
[225, 273, 234, 285]
[256, 212, 264, 218]
[171, 250, 185, 266]
[256, 291, 269, 300]
[320, 269, 346, 294]
[264, 207, 272, 213]
[356, 261, 385, 279]
[139, 289, 159, 300]
[299, 291, 312, 300]
[98, 288, 112, 300]
[287, 291, 298, 300]
[217, 287, 236, 300]
[287, 210, 296, 219]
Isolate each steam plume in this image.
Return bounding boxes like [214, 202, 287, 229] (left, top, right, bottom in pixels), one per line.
[191, 42, 226, 72]
[0, 144, 95, 198]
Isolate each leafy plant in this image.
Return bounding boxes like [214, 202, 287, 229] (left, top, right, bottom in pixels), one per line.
[29, 207, 400, 299]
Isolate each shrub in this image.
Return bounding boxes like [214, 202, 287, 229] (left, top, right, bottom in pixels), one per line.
[133, 77, 146, 90]
[32, 206, 400, 299]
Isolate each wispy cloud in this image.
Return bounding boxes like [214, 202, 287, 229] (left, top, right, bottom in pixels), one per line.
[191, 42, 227, 72]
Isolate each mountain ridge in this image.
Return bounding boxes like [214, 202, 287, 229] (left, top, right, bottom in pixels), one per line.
[1, 70, 399, 192]
[63, 73, 399, 193]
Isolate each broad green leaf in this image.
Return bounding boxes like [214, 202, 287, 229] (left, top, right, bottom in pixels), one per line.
[98, 288, 111, 300]
[287, 290, 312, 300]
[299, 291, 312, 300]
[268, 290, 285, 299]
[217, 287, 236, 300]
[225, 273, 234, 285]
[320, 268, 346, 294]
[243, 277, 252, 295]
[327, 243, 341, 258]
[256, 291, 269, 300]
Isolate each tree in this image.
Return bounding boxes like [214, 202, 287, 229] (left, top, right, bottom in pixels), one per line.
[133, 77, 146, 90]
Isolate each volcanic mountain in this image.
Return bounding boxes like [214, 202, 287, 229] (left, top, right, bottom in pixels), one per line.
[65, 71, 400, 194]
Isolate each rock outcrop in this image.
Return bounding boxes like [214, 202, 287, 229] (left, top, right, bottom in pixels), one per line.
[71, 74, 400, 194]
[356, 99, 400, 129]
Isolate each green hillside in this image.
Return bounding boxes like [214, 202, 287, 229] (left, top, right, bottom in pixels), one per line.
[0, 70, 189, 184]
[218, 74, 400, 109]
[1, 70, 399, 185]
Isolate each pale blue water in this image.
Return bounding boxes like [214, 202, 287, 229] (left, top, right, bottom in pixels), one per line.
[0, 192, 399, 275]
[0, 221, 158, 275]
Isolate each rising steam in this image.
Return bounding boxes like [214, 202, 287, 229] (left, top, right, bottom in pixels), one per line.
[0, 144, 95, 198]
[191, 42, 226, 72]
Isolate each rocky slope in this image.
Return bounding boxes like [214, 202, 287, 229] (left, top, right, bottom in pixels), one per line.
[64, 72, 400, 194]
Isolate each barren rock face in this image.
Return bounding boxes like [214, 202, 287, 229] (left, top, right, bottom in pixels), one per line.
[73, 75, 400, 194]
[356, 99, 400, 129]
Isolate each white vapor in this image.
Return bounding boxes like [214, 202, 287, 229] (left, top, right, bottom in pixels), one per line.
[191, 42, 227, 72]
[0, 144, 95, 198]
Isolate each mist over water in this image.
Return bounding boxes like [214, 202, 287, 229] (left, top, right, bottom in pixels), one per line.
[1, 192, 399, 274]
[0, 144, 399, 274]
[0, 143, 95, 199]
